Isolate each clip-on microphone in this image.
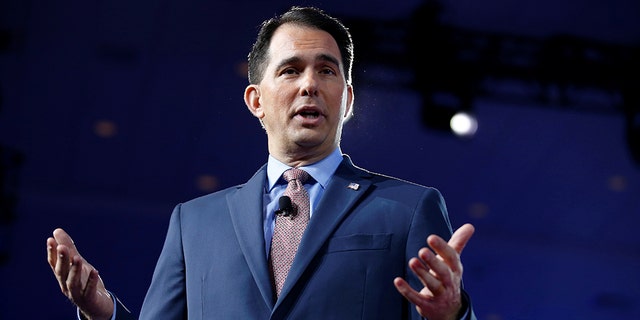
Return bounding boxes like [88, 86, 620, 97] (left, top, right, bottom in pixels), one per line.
[275, 195, 294, 217]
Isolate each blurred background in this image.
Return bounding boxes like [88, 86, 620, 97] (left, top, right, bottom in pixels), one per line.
[1, 0, 639, 319]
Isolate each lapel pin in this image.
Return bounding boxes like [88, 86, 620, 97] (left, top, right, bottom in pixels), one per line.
[347, 182, 360, 190]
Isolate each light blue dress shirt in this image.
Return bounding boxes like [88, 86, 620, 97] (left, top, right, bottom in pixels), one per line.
[263, 147, 343, 257]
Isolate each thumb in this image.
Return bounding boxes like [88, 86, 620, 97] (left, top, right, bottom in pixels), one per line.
[448, 223, 475, 254]
[53, 228, 80, 256]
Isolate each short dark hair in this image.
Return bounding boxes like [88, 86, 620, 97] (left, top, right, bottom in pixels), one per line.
[247, 6, 354, 85]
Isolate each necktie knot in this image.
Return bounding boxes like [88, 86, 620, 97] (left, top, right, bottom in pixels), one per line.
[283, 168, 310, 184]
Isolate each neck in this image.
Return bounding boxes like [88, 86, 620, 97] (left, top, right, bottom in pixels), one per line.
[270, 145, 336, 167]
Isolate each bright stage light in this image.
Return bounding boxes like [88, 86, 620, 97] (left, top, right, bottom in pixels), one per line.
[450, 112, 478, 137]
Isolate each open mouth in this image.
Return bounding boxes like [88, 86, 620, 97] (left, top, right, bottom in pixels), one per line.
[299, 110, 320, 119]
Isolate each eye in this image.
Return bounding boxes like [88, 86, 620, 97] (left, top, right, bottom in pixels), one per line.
[320, 67, 337, 75]
[281, 68, 299, 75]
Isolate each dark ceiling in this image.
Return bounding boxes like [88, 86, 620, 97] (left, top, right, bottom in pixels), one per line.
[0, 0, 639, 319]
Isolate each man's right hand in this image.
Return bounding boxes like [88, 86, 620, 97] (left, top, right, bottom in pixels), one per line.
[47, 228, 114, 320]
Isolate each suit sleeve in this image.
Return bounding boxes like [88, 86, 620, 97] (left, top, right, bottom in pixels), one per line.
[137, 204, 188, 319]
[406, 187, 476, 320]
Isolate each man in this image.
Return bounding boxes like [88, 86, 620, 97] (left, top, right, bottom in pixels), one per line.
[47, 6, 476, 320]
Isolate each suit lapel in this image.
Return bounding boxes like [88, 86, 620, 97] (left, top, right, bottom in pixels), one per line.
[277, 156, 373, 301]
[226, 165, 275, 307]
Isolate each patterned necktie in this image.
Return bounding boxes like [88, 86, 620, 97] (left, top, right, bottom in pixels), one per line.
[270, 168, 311, 297]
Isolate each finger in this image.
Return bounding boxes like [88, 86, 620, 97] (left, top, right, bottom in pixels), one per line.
[393, 277, 429, 305]
[415, 248, 448, 293]
[84, 268, 101, 301]
[54, 244, 72, 293]
[47, 237, 59, 271]
[67, 255, 85, 302]
[406, 256, 433, 290]
[427, 235, 461, 273]
[426, 224, 475, 270]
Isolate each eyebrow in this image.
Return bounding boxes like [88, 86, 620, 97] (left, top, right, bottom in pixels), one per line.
[275, 53, 341, 71]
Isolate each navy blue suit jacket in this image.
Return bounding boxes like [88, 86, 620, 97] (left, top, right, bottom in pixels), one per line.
[115, 155, 475, 319]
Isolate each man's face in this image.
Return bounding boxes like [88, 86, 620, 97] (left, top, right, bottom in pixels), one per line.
[244, 23, 353, 164]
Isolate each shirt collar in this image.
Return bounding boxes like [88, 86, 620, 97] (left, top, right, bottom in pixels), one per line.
[266, 147, 343, 192]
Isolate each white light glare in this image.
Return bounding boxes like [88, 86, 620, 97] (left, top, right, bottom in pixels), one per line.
[450, 112, 478, 137]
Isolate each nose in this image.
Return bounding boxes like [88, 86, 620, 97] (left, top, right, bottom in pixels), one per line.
[300, 71, 319, 97]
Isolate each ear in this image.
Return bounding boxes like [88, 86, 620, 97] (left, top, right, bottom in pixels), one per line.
[343, 84, 355, 122]
[244, 84, 264, 119]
